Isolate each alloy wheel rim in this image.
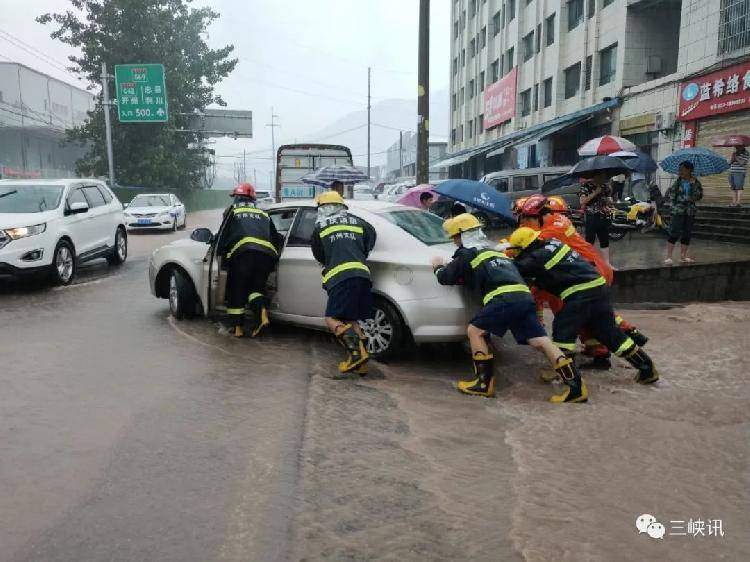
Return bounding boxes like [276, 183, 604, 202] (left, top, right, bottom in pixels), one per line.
[56, 246, 73, 282]
[359, 308, 393, 354]
[169, 274, 179, 312]
[117, 231, 127, 260]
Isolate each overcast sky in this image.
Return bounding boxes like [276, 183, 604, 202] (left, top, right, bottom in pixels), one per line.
[0, 0, 450, 187]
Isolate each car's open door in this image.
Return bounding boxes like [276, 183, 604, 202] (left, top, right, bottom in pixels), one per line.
[266, 208, 299, 309]
[206, 210, 233, 315]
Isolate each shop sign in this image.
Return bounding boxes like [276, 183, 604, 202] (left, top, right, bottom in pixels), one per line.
[682, 121, 697, 148]
[678, 60, 750, 121]
[484, 67, 517, 129]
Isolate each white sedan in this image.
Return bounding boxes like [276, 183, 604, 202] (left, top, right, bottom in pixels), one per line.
[124, 193, 187, 231]
[148, 200, 472, 359]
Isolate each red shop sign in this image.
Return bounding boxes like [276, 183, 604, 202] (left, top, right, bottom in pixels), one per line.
[484, 67, 517, 130]
[682, 121, 697, 148]
[678, 60, 750, 121]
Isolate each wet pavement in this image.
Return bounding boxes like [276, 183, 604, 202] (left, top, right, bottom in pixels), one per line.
[1, 210, 749, 561]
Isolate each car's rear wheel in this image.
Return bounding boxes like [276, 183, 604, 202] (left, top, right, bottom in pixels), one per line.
[169, 268, 197, 319]
[51, 240, 76, 285]
[107, 227, 127, 265]
[359, 297, 405, 362]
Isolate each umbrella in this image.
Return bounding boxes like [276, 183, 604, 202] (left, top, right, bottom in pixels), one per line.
[397, 184, 436, 208]
[568, 155, 634, 178]
[578, 135, 637, 156]
[712, 134, 750, 147]
[610, 150, 658, 174]
[433, 179, 513, 221]
[660, 147, 730, 176]
[301, 165, 369, 187]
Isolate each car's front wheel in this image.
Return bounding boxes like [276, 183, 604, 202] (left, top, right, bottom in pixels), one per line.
[51, 240, 76, 285]
[359, 297, 406, 361]
[168, 267, 197, 319]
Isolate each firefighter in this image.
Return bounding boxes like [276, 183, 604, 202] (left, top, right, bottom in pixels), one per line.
[518, 195, 648, 370]
[508, 227, 660, 389]
[311, 190, 377, 375]
[431, 213, 588, 403]
[219, 183, 283, 338]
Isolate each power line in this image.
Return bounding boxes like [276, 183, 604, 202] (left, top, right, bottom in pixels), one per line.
[234, 71, 367, 107]
[0, 29, 81, 84]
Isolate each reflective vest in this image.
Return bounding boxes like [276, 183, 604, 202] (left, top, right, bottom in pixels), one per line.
[312, 214, 376, 289]
[223, 204, 278, 259]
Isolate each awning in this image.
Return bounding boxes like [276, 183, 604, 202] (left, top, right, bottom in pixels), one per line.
[431, 97, 621, 169]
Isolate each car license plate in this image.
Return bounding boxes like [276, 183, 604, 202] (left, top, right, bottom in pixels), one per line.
[137, 218, 151, 225]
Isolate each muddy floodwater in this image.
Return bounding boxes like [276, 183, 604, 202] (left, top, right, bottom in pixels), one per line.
[1, 210, 748, 561]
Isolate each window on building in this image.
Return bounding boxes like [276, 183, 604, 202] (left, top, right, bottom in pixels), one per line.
[545, 14, 555, 45]
[599, 42, 617, 85]
[469, 79, 475, 99]
[543, 77, 553, 107]
[461, 49, 466, 66]
[462, 10, 467, 28]
[505, 47, 514, 74]
[564, 62, 581, 99]
[568, 0, 584, 31]
[459, 124, 464, 142]
[584, 54, 592, 90]
[523, 31, 535, 62]
[520, 89, 531, 116]
[470, 38, 476, 58]
[452, 93, 457, 111]
[526, 0, 533, 5]
[493, 11, 502, 36]
[468, 119, 474, 139]
[507, 0, 516, 22]
[587, 0, 595, 18]
[454, 20, 459, 39]
[533, 83, 539, 111]
[460, 87, 465, 106]
[536, 23, 542, 53]
[478, 115, 485, 133]
[602, 0, 615, 7]
[480, 71, 485, 91]
[491, 59, 500, 82]
[480, 26, 487, 48]
[452, 128, 457, 144]
[470, 0, 477, 18]
[718, 0, 750, 54]
[453, 57, 458, 75]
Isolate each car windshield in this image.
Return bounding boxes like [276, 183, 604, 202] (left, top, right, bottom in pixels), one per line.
[0, 184, 64, 213]
[130, 195, 171, 207]
[381, 209, 449, 246]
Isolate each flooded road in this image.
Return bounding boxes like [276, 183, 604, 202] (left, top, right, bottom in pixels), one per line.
[1, 210, 748, 561]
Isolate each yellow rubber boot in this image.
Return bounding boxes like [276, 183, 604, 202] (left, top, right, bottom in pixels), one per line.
[251, 306, 270, 338]
[336, 324, 369, 373]
[233, 325, 244, 338]
[354, 339, 370, 376]
[457, 352, 495, 397]
[549, 356, 588, 403]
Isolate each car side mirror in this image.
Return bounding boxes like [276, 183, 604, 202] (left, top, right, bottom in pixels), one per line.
[190, 227, 213, 244]
[123, 202, 129, 208]
[67, 201, 89, 215]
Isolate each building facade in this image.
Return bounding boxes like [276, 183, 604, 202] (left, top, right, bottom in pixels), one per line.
[0, 62, 93, 179]
[385, 131, 448, 181]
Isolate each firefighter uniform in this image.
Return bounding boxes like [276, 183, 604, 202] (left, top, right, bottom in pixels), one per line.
[510, 227, 659, 385]
[219, 199, 282, 337]
[435, 214, 587, 402]
[311, 191, 377, 374]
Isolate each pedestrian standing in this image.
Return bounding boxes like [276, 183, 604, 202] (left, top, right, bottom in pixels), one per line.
[665, 161, 703, 265]
[219, 183, 283, 337]
[579, 171, 614, 265]
[728, 146, 748, 207]
[311, 190, 377, 376]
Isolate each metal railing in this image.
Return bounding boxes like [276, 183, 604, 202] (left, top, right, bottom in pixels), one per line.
[719, 0, 750, 54]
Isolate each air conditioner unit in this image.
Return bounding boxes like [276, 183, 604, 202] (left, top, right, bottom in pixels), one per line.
[647, 56, 663, 74]
[656, 111, 675, 131]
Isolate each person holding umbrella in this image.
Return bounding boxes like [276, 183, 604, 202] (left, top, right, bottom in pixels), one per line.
[664, 161, 703, 265]
[729, 145, 748, 207]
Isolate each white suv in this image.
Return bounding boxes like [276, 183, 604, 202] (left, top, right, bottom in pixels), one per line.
[0, 179, 128, 285]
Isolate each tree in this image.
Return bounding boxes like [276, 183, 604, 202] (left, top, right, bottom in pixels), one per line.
[38, 0, 237, 189]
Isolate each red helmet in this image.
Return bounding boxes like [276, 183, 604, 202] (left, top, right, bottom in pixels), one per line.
[512, 196, 529, 215]
[547, 196, 569, 213]
[231, 182, 256, 199]
[520, 194, 548, 217]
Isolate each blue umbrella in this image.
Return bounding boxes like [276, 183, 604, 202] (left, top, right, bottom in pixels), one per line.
[610, 150, 658, 174]
[660, 147, 730, 176]
[434, 179, 513, 221]
[301, 165, 369, 187]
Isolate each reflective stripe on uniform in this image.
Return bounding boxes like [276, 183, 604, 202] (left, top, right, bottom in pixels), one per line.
[248, 292, 263, 303]
[615, 315, 624, 326]
[227, 236, 278, 258]
[559, 276, 606, 300]
[470, 250, 508, 269]
[319, 224, 364, 238]
[615, 337, 636, 356]
[227, 308, 245, 315]
[544, 244, 571, 270]
[565, 225, 576, 236]
[553, 341, 577, 351]
[322, 261, 370, 284]
[233, 206, 268, 217]
[482, 284, 531, 305]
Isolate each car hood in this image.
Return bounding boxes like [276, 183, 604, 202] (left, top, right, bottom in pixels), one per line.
[0, 210, 58, 230]
[126, 206, 172, 214]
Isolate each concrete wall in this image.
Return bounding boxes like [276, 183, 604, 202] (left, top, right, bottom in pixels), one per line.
[623, 3, 681, 87]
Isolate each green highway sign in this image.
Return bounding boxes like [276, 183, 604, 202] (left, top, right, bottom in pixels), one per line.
[114, 64, 168, 122]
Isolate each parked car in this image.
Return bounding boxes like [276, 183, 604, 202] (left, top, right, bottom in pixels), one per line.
[353, 183, 376, 200]
[380, 182, 414, 202]
[149, 200, 472, 359]
[0, 179, 127, 285]
[481, 166, 581, 210]
[124, 193, 186, 231]
[254, 190, 275, 209]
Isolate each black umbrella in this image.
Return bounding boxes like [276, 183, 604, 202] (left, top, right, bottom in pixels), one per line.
[569, 155, 634, 178]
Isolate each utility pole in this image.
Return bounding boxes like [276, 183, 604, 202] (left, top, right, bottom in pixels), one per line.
[367, 66, 371, 179]
[416, 0, 430, 185]
[266, 107, 281, 200]
[242, 148, 247, 182]
[399, 131, 403, 178]
[100, 62, 116, 188]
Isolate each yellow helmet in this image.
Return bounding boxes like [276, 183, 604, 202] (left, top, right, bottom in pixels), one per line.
[509, 226, 541, 250]
[316, 190, 345, 206]
[443, 212, 482, 237]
